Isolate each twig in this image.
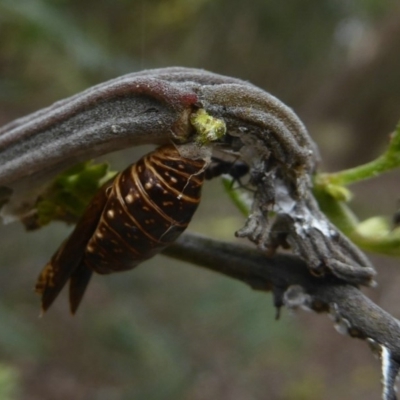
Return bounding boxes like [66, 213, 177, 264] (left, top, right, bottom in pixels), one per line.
[0, 67, 311, 219]
[164, 232, 400, 400]
[164, 232, 400, 351]
[0, 68, 244, 189]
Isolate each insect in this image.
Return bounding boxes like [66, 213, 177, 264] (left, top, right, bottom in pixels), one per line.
[36, 145, 207, 314]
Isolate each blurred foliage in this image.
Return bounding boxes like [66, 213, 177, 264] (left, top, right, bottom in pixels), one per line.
[0, 363, 19, 400]
[0, 0, 399, 399]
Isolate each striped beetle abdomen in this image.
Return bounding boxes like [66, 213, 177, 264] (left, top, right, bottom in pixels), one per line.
[36, 145, 206, 313]
[85, 145, 206, 273]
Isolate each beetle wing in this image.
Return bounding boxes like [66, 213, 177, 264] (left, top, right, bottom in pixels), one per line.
[36, 180, 112, 313]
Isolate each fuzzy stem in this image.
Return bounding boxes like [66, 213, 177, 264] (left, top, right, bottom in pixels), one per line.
[316, 124, 400, 187]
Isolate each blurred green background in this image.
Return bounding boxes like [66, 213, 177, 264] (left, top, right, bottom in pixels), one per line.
[1, 1, 400, 399]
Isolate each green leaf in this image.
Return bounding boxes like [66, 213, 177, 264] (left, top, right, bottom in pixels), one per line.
[33, 161, 116, 228]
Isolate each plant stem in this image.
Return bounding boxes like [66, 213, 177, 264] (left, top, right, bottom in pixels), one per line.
[317, 155, 397, 186]
[221, 177, 250, 217]
[316, 125, 400, 187]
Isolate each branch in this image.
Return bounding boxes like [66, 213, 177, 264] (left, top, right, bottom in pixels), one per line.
[164, 232, 400, 400]
[0, 67, 258, 188]
[0, 67, 312, 219]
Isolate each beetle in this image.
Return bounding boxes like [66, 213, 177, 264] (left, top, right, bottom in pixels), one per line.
[36, 145, 207, 313]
